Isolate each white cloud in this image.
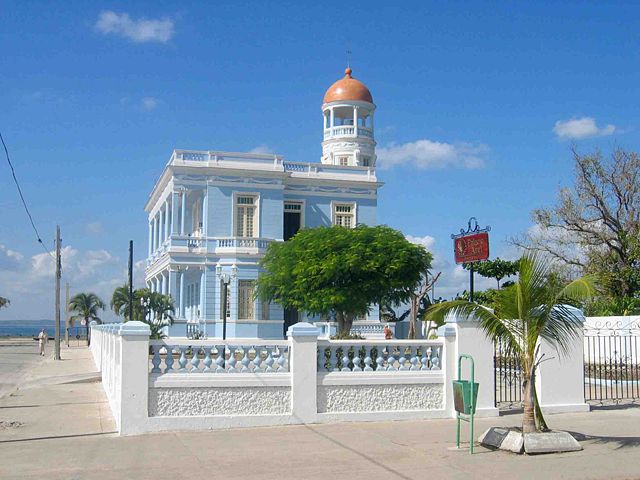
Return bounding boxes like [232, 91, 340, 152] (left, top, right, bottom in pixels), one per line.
[0, 244, 138, 322]
[141, 97, 160, 111]
[0, 245, 23, 271]
[553, 117, 616, 140]
[406, 235, 436, 251]
[377, 139, 488, 170]
[248, 145, 275, 155]
[86, 221, 103, 234]
[95, 11, 175, 44]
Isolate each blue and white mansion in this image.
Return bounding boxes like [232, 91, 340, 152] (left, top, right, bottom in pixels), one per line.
[145, 67, 382, 338]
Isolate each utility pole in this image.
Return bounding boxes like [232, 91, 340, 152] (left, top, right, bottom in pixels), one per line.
[64, 282, 70, 347]
[54, 225, 61, 360]
[128, 241, 134, 321]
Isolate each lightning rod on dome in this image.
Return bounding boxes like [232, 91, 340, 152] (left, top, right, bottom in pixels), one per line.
[346, 48, 352, 69]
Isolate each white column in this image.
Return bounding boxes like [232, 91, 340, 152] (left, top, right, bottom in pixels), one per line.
[199, 268, 205, 318]
[171, 192, 180, 235]
[148, 221, 152, 257]
[155, 214, 160, 250]
[117, 321, 151, 435]
[151, 217, 156, 252]
[353, 106, 358, 136]
[180, 192, 186, 235]
[287, 322, 320, 423]
[202, 189, 208, 236]
[179, 271, 185, 319]
[444, 314, 499, 418]
[536, 315, 589, 414]
[370, 110, 374, 133]
[164, 199, 170, 241]
[329, 107, 334, 130]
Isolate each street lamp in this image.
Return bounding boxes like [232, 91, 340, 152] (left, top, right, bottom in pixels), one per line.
[221, 273, 230, 362]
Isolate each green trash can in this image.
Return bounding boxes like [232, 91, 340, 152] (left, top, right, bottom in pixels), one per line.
[452, 380, 479, 415]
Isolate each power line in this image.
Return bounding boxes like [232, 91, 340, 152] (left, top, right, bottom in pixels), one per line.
[0, 130, 54, 258]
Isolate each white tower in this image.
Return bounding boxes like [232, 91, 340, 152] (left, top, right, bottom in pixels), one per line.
[321, 67, 376, 167]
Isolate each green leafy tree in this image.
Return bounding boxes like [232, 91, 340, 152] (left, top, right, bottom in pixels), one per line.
[257, 225, 433, 334]
[516, 148, 639, 299]
[110, 284, 141, 320]
[425, 253, 596, 433]
[0, 296, 9, 309]
[137, 289, 175, 339]
[110, 285, 175, 338]
[68, 293, 105, 344]
[463, 258, 519, 289]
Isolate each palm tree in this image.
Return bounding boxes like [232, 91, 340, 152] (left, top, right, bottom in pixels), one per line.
[111, 284, 140, 320]
[424, 253, 595, 433]
[69, 293, 106, 345]
[138, 289, 175, 339]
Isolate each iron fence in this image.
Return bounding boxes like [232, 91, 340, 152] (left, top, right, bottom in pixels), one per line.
[494, 340, 522, 409]
[584, 320, 640, 405]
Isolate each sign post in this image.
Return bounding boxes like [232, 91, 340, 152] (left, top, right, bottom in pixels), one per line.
[451, 218, 491, 302]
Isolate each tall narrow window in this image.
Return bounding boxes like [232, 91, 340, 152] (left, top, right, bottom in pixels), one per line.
[333, 204, 355, 228]
[236, 196, 257, 237]
[238, 280, 255, 320]
[283, 202, 302, 241]
[338, 156, 349, 166]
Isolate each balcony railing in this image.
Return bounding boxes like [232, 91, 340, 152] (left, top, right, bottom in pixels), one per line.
[148, 235, 274, 261]
[323, 126, 373, 139]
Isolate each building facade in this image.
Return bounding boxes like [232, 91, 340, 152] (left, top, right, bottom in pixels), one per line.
[144, 68, 382, 338]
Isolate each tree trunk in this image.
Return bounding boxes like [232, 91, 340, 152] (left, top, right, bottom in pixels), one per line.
[533, 379, 549, 431]
[408, 296, 417, 339]
[336, 312, 354, 335]
[522, 369, 537, 433]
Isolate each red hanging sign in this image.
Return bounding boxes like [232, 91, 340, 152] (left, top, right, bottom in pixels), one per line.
[454, 232, 490, 264]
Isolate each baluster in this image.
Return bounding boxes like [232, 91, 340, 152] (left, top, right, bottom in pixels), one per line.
[203, 347, 213, 372]
[331, 346, 340, 372]
[410, 347, 420, 371]
[276, 349, 287, 372]
[431, 346, 441, 370]
[265, 348, 275, 373]
[252, 347, 263, 373]
[419, 346, 427, 370]
[227, 347, 238, 373]
[387, 345, 397, 371]
[352, 351, 362, 372]
[363, 346, 373, 372]
[398, 346, 408, 371]
[190, 346, 200, 372]
[376, 347, 384, 371]
[341, 347, 351, 372]
[215, 347, 226, 373]
[241, 347, 251, 373]
[165, 346, 174, 373]
[151, 345, 161, 373]
[178, 347, 188, 371]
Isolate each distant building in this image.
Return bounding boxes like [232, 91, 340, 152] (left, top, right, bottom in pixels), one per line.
[145, 68, 382, 338]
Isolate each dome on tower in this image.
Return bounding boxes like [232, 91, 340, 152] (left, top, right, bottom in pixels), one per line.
[323, 67, 373, 104]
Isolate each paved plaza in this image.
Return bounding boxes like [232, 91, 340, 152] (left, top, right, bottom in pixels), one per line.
[0, 341, 639, 480]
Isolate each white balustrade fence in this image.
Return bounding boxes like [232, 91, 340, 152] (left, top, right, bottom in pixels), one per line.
[90, 316, 586, 436]
[149, 340, 290, 374]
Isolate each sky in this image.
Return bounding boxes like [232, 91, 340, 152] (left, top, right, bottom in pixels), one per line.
[1, 1, 639, 321]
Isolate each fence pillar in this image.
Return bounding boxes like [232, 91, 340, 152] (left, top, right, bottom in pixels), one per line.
[445, 314, 499, 417]
[89, 321, 100, 371]
[287, 322, 320, 424]
[118, 321, 151, 435]
[536, 315, 589, 414]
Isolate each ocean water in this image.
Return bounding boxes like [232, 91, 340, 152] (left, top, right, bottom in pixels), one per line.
[0, 320, 87, 338]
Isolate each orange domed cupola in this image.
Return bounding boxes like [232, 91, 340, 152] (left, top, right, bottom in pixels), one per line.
[323, 67, 373, 104]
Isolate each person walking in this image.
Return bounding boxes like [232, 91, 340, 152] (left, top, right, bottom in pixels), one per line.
[38, 328, 48, 356]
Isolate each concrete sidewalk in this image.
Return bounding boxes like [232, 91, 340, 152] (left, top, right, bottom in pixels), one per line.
[1, 345, 639, 480]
